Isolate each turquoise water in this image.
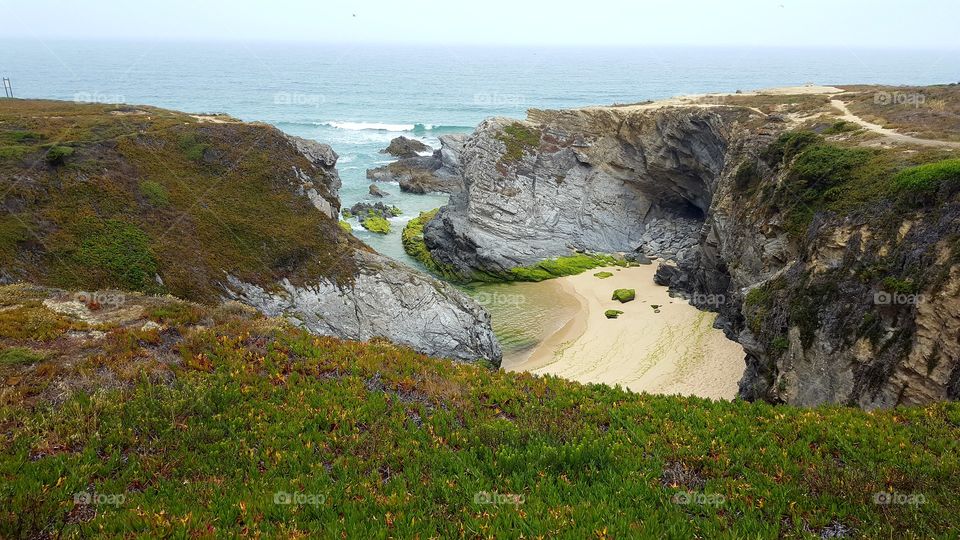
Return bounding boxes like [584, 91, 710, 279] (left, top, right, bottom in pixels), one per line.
[4, 41, 957, 355]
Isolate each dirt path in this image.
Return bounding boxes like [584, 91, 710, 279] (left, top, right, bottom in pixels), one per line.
[829, 98, 960, 148]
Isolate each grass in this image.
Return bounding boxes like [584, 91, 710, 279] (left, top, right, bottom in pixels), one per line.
[612, 289, 636, 303]
[1, 285, 959, 538]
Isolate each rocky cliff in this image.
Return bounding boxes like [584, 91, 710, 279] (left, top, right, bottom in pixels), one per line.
[0, 100, 500, 364]
[423, 86, 960, 406]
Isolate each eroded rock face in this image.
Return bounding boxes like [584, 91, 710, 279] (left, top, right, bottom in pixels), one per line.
[424, 108, 737, 277]
[223, 250, 502, 365]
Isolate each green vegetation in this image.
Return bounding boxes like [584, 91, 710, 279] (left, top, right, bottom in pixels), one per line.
[0, 347, 46, 365]
[892, 159, 960, 193]
[761, 130, 820, 164]
[496, 122, 541, 163]
[881, 276, 919, 295]
[339, 220, 352, 233]
[138, 180, 170, 207]
[341, 209, 353, 219]
[360, 212, 390, 234]
[2, 286, 959, 538]
[771, 336, 790, 354]
[178, 133, 210, 162]
[508, 254, 625, 282]
[822, 120, 859, 135]
[56, 218, 161, 293]
[593, 271, 614, 279]
[401, 209, 460, 279]
[604, 309, 623, 319]
[612, 289, 636, 303]
[44, 145, 74, 165]
[733, 160, 761, 190]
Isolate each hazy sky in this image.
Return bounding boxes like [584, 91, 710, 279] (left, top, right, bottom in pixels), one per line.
[2, 0, 958, 49]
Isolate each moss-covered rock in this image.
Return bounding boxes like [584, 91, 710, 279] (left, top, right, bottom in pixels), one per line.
[593, 271, 614, 279]
[360, 212, 390, 234]
[604, 309, 624, 319]
[611, 289, 636, 303]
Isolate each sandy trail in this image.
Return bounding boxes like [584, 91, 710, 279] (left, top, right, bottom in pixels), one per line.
[504, 264, 746, 400]
[829, 98, 960, 148]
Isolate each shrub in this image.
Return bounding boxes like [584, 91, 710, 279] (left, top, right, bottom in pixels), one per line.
[45, 145, 74, 165]
[139, 180, 170, 207]
[67, 218, 160, 292]
[179, 133, 210, 162]
[0, 346, 47, 365]
[881, 276, 919, 295]
[611, 289, 636, 303]
[893, 159, 960, 193]
[762, 131, 820, 164]
[823, 121, 859, 135]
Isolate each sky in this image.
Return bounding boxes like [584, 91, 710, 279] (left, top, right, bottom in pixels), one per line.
[1, 0, 958, 49]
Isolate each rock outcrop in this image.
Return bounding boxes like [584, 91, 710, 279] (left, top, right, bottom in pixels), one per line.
[424, 109, 737, 277]
[367, 134, 466, 194]
[224, 250, 501, 364]
[421, 88, 960, 407]
[381, 136, 431, 158]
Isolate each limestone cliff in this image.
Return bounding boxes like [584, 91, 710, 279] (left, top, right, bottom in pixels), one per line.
[424, 86, 960, 406]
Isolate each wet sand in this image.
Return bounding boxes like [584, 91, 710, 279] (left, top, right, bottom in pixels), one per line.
[502, 264, 746, 400]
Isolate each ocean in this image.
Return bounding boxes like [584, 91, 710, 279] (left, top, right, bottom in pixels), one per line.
[3, 40, 957, 354]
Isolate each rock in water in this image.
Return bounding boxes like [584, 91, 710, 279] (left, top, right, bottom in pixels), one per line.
[369, 184, 388, 197]
[367, 135, 466, 194]
[381, 136, 431, 158]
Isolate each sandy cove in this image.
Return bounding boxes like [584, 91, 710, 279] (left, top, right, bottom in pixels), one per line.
[503, 264, 745, 400]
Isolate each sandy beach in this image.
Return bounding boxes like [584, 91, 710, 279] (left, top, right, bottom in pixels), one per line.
[502, 264, 746, 400]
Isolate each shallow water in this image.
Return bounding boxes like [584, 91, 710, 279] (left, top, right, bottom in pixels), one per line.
[460, 280, 581, 363]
